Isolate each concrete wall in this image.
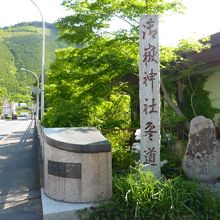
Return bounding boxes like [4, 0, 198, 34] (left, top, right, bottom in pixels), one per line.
[204, 71, 220, 125]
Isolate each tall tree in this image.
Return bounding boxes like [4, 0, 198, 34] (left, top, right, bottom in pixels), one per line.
[43, 0, 183, 127]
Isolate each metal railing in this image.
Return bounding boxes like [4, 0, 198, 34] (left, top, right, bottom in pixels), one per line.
[34, 118, 44, 187]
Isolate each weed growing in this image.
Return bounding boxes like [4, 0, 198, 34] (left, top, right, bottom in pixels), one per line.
[90, 167, 220, 220]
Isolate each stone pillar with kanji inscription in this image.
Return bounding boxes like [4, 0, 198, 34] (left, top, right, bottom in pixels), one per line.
[139, 15, 161, 178]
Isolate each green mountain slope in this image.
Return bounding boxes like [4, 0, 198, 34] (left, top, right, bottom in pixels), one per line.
[0, 21, 64, 102]
[0, 37, 18, 95]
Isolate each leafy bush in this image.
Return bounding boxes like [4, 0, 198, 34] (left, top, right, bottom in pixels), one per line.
[183, 74, 220, 120]
[160, 145, 184, 178]
[105, 130, 134, 171]
[89, 167, 220, 220]
[160, 104, 186, 176]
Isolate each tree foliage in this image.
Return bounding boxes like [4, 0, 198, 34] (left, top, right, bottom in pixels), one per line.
[42, 0, 220, 173]
[44, 0, 183, 128]
[160, 38, 218, 120]
[44, 0, 219, 151]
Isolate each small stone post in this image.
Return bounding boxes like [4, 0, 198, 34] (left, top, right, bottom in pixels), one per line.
[139, 15, 161, 177]
[183, 116, 220, 181]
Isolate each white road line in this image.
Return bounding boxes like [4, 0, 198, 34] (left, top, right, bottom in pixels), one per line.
[0, 121, 32, 143]
[3, 192, 29, 209]
[0, 132, 13, 143]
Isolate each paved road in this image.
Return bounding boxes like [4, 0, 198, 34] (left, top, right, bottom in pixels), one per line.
[0, 119, 42, 220]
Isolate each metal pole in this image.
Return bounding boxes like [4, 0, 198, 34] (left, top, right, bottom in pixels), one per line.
[20, 68, 40, 119]
[29, 0, 45, 119]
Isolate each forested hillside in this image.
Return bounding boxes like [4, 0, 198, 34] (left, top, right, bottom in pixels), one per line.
[0, 21, 64, 103]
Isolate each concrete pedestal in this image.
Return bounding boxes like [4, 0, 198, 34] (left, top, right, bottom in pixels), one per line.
[41, 188, 94, 220]
[43, 127, 112, 203]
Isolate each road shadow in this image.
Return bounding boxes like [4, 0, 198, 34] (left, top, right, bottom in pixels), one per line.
[0, 120, 42, 219]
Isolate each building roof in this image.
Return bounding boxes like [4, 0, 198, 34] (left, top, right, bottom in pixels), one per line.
[194, 32, 220, 68]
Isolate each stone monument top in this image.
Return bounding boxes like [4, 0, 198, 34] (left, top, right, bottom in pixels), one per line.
[44, 127, 111, 153]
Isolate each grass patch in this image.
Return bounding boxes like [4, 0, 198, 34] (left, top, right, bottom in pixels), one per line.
[89, 167, 220, 220]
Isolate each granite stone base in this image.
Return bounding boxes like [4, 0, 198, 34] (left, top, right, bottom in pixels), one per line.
[43, 127, 112, 203]
[41, 188, 95, 220]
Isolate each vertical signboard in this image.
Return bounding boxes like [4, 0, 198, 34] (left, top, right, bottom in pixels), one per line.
[139, 15, 161, 177]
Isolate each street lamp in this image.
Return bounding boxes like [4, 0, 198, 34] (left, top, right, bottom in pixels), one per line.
[29, 0, 45, 119]
[21, 68, 40, 119]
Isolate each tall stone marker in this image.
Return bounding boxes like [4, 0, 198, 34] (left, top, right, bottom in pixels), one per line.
[139, 15, 161, 178]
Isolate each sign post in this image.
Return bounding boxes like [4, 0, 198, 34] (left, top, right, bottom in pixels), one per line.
[139, 15, 161, 177]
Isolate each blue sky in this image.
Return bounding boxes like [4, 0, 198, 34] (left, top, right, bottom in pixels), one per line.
[0, 0, 220, 46]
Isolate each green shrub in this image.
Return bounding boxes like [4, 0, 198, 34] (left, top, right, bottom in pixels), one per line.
[105, 130, 135, 171]
[183, 75, 220, 120]
[90, 167, 220, 220]
[111, 146, 134, 171]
